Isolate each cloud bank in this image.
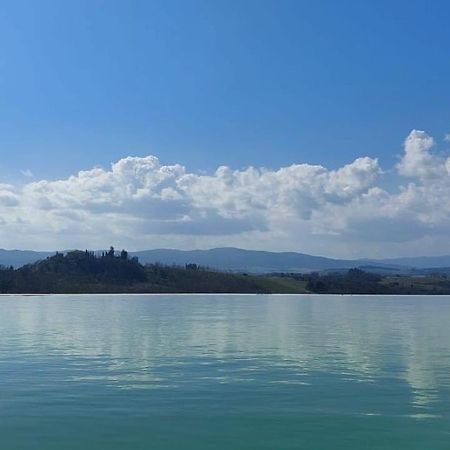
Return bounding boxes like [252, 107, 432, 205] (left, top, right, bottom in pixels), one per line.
[1, 130, 450, 257]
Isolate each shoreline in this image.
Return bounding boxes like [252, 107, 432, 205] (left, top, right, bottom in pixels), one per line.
[1, 292, 450, 297]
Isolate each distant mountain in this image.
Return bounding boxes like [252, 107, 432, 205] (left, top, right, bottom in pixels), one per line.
[131, 247, 397, 273]
[375, 255, 450, 269]
[1, 247, 450, 273]
[0, 249, 53, 268]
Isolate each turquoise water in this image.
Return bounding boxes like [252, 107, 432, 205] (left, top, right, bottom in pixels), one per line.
[0, 295, 449, 449]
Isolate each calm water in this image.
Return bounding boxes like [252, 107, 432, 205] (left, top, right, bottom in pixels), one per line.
[0, 295, 449, 449]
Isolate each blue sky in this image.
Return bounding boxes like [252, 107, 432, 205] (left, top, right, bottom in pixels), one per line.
[1, 0, 449, 178]
[0, 0, 450, 256]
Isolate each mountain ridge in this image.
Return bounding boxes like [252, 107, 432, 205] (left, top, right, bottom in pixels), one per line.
[3, 247, 449, 272]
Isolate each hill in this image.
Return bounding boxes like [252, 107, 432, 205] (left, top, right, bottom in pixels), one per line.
[2, 249, 450, 294]
[375, 255, 450, 269]
[0, 249, 308, 294]
[127, 247, 403, 272]
[0, 249, 53, 268]
[2, 247, 450, 273]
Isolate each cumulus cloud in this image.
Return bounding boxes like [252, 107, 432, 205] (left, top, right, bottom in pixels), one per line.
[1, 129, 450, 257]
[397, 130, 447, 179]
[0, 183, 19, 207]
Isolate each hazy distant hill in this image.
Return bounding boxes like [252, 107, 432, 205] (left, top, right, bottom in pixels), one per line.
[131, 247, 356, 272]
[0, 249, 53, 268]
[2, 247, 450, 273]
[375, 255, 450, 269]
[131, 247, 396, 273]
[1, 247, 360, 271]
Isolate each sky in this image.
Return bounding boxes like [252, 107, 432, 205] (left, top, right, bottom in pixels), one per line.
[0, 0, 450, 257]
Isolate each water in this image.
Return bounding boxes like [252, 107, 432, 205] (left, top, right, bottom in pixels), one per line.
[0, 294, 449, 449]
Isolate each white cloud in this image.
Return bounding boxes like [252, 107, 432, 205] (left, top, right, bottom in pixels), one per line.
[397, 130, 446, 179]
[1, 129, 450, 257]
[0, 183, 18, 207]
[20, 169, 33, 178]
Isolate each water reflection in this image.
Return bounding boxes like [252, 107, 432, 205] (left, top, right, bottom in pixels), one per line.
[0, 294, 449, 413]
